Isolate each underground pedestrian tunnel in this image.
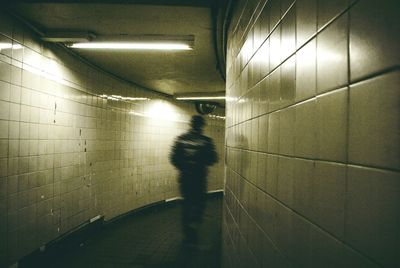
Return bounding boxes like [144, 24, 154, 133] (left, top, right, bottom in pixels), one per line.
[0, 0, 399, 267]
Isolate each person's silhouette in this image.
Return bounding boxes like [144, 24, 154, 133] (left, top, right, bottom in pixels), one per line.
[170, 115, 218, 244]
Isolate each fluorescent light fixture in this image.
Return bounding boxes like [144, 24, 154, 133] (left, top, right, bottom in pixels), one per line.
[41, 32, 96, 43]
[176, 96, 225, 100]
[69, 42, 192, 50]
[59, 34, 195, 50]
[41, 33, 194, 50]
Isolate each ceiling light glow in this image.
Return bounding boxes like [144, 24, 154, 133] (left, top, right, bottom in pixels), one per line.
[145, 101, 180, 121]
[123, 97, 149, 101]
[69, 42, 192, 50]
[99, 94, 149, 101]
[176, 96, 226, 100]
[0, 43, 23, 49]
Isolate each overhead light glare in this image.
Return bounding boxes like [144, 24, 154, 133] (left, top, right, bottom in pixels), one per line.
[99, 94, 149, 101]
[176, 96, 226, 100]
[0, 43, 23, 49]
[123, 97, 149, 101]
[69, 42, 192, 50]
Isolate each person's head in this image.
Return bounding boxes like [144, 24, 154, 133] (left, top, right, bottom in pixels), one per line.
[190, 115, 205, 133]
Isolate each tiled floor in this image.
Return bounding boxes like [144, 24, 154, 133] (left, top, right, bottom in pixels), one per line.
[21, 195, 222, 268]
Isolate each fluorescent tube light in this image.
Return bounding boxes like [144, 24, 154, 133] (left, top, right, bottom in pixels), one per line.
[176, 96, 226, 100]
[69, 42, 192, 50]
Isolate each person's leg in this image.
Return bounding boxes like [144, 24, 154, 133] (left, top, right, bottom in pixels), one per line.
[182, 198, 198, 244]
[181, 198, 189, 237]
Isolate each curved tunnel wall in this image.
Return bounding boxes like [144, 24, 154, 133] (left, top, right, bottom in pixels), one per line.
[223, 0, 399, 267]
[0, 10, 225, 266]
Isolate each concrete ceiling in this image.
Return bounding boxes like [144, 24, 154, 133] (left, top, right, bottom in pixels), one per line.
[8, 1, 226, 98]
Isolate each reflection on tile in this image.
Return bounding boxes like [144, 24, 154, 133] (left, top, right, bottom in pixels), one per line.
[270, 25, 281, 70]
[350, 0, 399, 81]
[230, 0, 392, 261]
[317, 14, 348, 93]
[259, 39, 270, 79]
[280, 56, 295, 108]
[253, 17, 262, 52]
[279, 106, 294, 156]
[267, 111, 280, 154]
[250, 118, 258, 150]
[349, 71, 400, 170]
[259, 76, 269, 114]
[251, 85, 260, 117]
[259, 4, 270, 40]
[257, 153, 267, 191]
[0, 120, 8, 139]
[280, 7, 296, 61]
[316, 87, 348, 162]
[296, 39, 316, 102]
[0, 61, 11, 83]
[317, 0, 348, 30]
[296, 0, 317, 48]
[0, 100, 9, 120]
[268, 68, 281, 112]
[258, 114, 268, 152]
[0, 80, 10, 101]
[295, 99, 317, 158]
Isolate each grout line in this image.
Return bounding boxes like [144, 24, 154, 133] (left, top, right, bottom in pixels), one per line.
[343, 2, 352, 251]
[225, 63, 398, 129]
[221, 204, 237, 264]
[225, 146, 400, 173]
[230, 0, 360, 106]
[224, 168, 385, 267]
[224, 184, 291, 263]
[222, 193, 263, 267]
[349, 66, 400, 86]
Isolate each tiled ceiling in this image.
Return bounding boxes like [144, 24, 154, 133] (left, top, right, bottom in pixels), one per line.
[8, 0, 226, 97]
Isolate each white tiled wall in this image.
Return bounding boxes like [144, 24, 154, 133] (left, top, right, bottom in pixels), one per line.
[0, 10, 225, 266]
[223, 0, 399, 267]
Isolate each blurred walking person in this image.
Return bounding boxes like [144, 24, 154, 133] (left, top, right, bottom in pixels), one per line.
[170, 115, 218, 245]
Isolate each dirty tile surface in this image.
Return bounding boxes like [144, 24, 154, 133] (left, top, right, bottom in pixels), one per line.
[20, 196, 222, 268]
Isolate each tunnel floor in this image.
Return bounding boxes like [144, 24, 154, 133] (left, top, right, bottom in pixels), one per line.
[20, 195, 222, 268]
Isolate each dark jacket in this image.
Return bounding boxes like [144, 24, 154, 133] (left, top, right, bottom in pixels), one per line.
[170, 130, 218, 195]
